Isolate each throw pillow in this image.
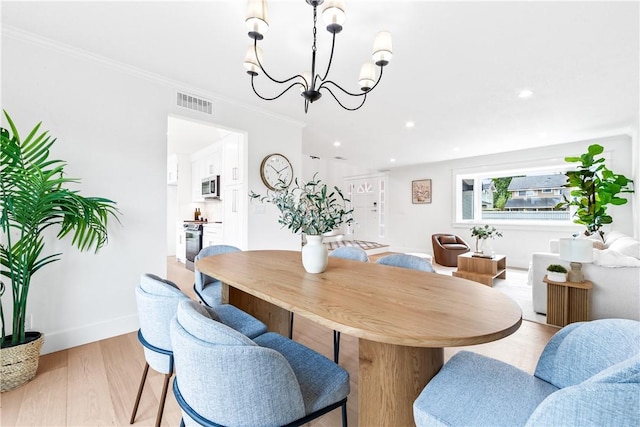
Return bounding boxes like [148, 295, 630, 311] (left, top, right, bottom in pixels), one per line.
[439, 235, 457, 245]
[608, 237, 640, 260]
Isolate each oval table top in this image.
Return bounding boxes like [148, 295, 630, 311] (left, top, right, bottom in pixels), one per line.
[196, 250, 522, 347]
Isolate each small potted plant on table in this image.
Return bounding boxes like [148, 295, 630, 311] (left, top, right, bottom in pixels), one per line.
[546, 264, 568, 282]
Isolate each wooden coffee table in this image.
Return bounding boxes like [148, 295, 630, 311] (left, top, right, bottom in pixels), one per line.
[453, 252, 506, 287]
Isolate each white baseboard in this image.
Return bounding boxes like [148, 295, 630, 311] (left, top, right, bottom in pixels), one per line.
[39, 314, 140, 355]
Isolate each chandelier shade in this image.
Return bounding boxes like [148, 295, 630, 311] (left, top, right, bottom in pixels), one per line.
[244, 0, 392, 113]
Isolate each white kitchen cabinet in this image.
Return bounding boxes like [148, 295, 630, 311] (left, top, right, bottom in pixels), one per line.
[222, 184, 246, 249]
[223, 134, 244, 185]
[191, 145, 223, 202]
[203, 223, 224, 248]
[191, 158, 205, 202]
[203, 148, 222, 178]
[176, 221, 186, 263]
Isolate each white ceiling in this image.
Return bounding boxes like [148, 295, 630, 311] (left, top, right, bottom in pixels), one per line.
[2, 1, 638, 170]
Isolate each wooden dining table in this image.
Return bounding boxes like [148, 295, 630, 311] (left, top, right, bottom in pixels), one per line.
[196, 250, 522, 426]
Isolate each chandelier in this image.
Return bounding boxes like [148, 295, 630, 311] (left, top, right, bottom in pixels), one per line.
[243, 0, 392, 113]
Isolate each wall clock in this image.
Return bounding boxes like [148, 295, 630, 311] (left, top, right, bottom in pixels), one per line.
[260, 153, 293, 190]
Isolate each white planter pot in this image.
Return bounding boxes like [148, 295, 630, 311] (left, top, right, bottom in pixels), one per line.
[302, 235, 328, 274]
[547, 272, 567, 282]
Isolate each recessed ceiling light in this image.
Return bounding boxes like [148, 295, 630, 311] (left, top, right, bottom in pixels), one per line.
[333, 141, 341, 147]
[539, 132, 548, 138]
[453, 147, 460, 151]
[518, 89, 534, 98]
[390, 158, 396, 163]
[405, 121, 415, 128]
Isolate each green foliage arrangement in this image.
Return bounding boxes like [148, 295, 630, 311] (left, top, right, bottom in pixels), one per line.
[546, 264, 568, 273]
[470, 224, 503, 253]
[470, 224, 503, 240]
[556, 144, 634, 236]
[1, 111, 120, 347]
[250, 174, 353, 235]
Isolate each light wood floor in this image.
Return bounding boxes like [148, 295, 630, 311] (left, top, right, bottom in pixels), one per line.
[1, 256, 559, 427]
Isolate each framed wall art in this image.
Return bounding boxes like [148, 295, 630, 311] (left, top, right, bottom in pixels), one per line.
[412, 179, 432, 204]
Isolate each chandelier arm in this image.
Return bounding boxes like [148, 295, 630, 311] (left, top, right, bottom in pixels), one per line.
[254, 39, 306, 86]
[251, 75, 305, 101]
[321, 86, 368, 111]
[318, 65, 385, 97]
[317, 31, 337, 83]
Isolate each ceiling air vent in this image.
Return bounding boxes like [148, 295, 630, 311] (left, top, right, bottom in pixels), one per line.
[177, 92, 213, 115]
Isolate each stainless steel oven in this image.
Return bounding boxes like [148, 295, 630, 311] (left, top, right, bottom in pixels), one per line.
[184, 223, 203, 271]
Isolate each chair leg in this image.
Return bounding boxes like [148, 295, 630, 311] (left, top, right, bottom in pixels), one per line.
[154, 373, 173, 427]
[289, 312, 295, 339]
[333, 330, 341, 363]
[130, 362, 150, 424]
[341, 401, 348, 427]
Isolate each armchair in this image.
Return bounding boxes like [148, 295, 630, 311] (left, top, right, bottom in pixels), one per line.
[413, 318, 640, 426]
[431, 234, 470, 267]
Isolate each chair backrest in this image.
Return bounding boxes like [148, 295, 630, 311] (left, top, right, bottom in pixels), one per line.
[376, 253, 435, 272]
[135, 273, 188, 373]
[525, 354, 640, 426]
[534, 319, 640, 388]
[329, 246, 370, 262]
[194, 245, 241, 291]
[432, 234, 469, 248]
[170, 300, 307, 426]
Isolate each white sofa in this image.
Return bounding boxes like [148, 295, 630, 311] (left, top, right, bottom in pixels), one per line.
[529, 231, 640, 320]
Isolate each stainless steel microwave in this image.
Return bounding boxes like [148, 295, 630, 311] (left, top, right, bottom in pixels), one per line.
[201, 175, 220, 199]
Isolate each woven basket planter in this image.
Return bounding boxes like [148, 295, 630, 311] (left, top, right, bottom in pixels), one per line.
[1, 332, 44, 392]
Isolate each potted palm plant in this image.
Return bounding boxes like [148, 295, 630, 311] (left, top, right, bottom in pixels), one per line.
[250, 174, 353, 273]
[0, 111, 120, 391]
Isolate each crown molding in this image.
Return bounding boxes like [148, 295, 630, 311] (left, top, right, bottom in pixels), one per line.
[2, 25, 306, 128]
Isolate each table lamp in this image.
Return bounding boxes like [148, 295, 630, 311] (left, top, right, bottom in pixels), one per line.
[559, 238, 593, 282]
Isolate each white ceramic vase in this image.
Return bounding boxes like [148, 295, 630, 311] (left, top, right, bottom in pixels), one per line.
[302, 235, 328, 274]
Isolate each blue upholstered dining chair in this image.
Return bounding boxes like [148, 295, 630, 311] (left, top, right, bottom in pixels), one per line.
[375, 253, 435, 272]
[193, 244, 240, 307]
[170, 299, 351, 427]
[329, 246, 369, 363]
[130, 274, 267, 427]
[413, 318, 640, 426]
[330, 246, 370, 262]
[288, 246, 370, 361]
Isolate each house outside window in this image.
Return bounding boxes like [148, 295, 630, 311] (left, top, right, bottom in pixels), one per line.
[456, 169, 572, 224]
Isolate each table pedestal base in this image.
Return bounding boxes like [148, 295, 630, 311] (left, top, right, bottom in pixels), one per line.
[224, 283, 448, 426]
[359, 339, 443, 426]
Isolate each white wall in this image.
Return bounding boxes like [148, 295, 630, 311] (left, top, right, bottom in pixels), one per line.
[385, 135, 636, 268]
[631, 113, 639, 239]
[1, 30, 303, 354]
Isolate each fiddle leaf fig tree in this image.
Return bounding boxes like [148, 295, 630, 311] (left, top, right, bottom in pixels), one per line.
[0, 111, 120, 347]
[556, 144, 634, 236]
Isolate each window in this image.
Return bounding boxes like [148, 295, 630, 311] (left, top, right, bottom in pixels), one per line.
[456, 165, 572, 224]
